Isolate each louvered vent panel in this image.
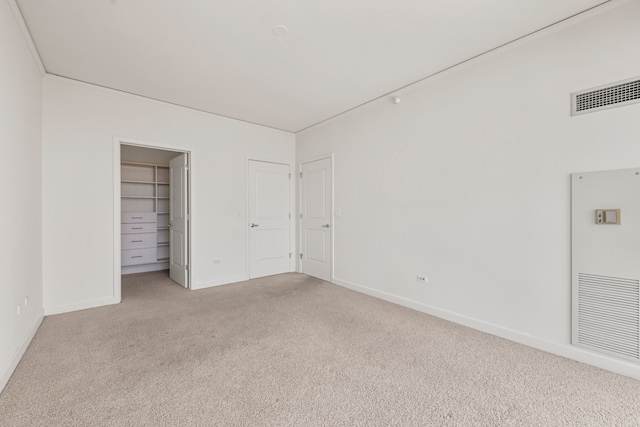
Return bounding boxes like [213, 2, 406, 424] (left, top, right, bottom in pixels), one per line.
[577, 273, 640, 360]
[572, 78, 640, 115]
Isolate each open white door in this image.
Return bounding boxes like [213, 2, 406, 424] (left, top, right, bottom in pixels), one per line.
[248, 160, 291, 279]
[169, 153, 189, 288]
[300, 157, 332, 281]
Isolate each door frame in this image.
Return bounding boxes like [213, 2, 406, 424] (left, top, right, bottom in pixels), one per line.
[298, 154, 334, 280]
[113, 137, 192, 302]
[245, 156, 296, 279]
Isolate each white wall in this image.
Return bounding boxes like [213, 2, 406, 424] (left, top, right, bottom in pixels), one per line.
[0, 0, 44, 390]
[42, 76, 295, 314]
[297, 0, 640, 378]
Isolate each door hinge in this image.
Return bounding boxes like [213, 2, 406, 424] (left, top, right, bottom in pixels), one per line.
[289, 213, 291, 219]
[289, 173, 291, 179]
[299, 213, 302, 219]
[185, 264, 189, 271]
[289, 253, 292, 259]
[300, 253, 303, 259]
[185, 164, 189, 171]
[300, 172, 303, 178]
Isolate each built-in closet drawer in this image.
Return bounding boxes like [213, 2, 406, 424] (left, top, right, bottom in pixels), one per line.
[121, 222, 156, 234]
[122, 212, 157, 223]
[121, 233, 157, 250]
[121, 248, 157, 266]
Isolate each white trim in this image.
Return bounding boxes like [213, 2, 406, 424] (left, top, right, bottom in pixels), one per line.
[298, 154, 335, 280]
[245, 157, 296, 279]
[192, 275, 249, 290]
[332, 276, 640, 380]
[0, 312, 44, 393]
[45, 297, 117, 316]
[114, 137, 193, 295]
[121, 262, 169, 275]
[6, 0, 46, 76]
[113, 140, 122, 303]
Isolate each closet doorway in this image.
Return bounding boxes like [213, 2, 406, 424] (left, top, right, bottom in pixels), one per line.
[116, 142, 190, 297]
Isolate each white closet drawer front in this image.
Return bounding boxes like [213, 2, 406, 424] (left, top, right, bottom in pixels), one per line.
[121, 223, 156, 234]
[121, 248, 157, 266]
[122, 212, 157, 224]
[121, 233, 157, 250]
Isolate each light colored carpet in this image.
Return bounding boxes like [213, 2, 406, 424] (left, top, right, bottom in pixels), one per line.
[1, 272, 640, 426]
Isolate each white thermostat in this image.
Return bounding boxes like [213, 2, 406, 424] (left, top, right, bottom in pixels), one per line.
[595, 209, 621, 225]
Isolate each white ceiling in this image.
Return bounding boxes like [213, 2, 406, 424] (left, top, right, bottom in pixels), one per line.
[17, 0, 609, 132]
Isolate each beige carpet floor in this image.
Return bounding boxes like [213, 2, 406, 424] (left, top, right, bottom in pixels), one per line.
[1, 271, 640, 426]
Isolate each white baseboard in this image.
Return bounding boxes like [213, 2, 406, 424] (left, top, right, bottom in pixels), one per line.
[121, 263, 169, 275]
[192, 275, 248, 290]
[0, 311, 44, 393]
[332, 276, 640, 380]
[45, 296, 118, 316]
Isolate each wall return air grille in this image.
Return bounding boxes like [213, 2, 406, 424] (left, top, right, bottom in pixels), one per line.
[577, 273, 640, 362]
[571, 76, 640, 116]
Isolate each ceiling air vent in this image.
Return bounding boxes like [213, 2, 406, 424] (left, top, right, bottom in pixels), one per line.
[571, 76, 640, 116]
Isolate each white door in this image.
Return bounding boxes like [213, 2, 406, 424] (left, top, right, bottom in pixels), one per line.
[248, 160, 291, 279]
[300, 157, 332, 281]
[169, 153, 189, 288]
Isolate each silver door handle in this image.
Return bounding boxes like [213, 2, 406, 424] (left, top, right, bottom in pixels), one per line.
[322, 224, 330, 228]
[250, 223, 259, 228]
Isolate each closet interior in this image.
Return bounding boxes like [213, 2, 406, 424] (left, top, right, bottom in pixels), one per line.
[120, 145, 181, 275]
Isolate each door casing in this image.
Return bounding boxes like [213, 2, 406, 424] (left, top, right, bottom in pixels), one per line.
[113, 137, 192, 302]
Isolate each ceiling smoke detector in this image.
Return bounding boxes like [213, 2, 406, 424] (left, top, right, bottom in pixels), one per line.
[273, 25, 289, 37]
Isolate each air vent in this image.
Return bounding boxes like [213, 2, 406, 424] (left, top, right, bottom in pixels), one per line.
[571, 76, 640, 116]
[577, 273, 640, 361]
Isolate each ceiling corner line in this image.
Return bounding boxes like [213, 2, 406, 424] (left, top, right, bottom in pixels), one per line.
[7, 0, 46, 77]
[293, 0, 618, 135]
[43, 73, 295, 134]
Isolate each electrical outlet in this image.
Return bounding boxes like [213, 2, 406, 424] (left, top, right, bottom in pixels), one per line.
[213, 259, 221, 264]
[417, 275, 428, 283]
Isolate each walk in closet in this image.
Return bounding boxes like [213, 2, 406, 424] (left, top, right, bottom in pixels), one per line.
[120, 145, 181, 275]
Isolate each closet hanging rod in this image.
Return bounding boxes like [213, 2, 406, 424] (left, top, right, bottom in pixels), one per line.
[121, 160, 169, 167]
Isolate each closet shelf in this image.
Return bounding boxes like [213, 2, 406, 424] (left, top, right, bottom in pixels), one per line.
[121, 161, 171, 274]
[122, 180, 155, 184]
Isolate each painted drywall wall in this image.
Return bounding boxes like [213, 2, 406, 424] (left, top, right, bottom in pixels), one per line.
[42, 76, 295, 313]
[0, 0, 44, 390]
[297, 0, 640, 377]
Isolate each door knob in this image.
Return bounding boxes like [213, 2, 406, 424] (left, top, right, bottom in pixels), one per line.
[250, 223, 259, 228]
[322, 224, 330, 228]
